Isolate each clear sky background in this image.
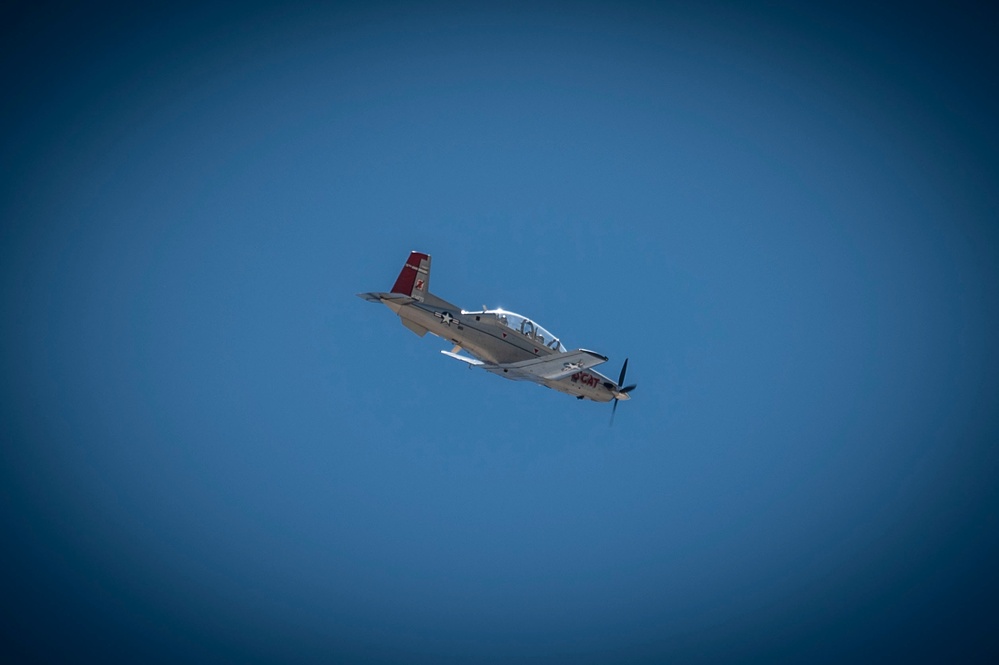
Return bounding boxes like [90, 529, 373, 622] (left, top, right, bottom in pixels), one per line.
[2, 1, 997, 662]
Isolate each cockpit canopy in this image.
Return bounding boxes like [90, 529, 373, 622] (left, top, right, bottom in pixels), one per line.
[468, 308, 567, 353]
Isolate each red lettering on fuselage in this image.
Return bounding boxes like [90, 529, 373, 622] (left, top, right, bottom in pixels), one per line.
[571, 371, 601, 388]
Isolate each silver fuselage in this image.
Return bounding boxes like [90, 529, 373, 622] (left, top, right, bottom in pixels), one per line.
[382, 295, 620, 402]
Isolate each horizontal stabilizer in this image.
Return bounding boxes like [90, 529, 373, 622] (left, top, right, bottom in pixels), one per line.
[357, 292, 418, 315]
[402, 318, 429, 337]
[357, 292, 415, 304]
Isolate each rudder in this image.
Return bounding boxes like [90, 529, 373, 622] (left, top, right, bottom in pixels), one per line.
[390, 251, 431, 300]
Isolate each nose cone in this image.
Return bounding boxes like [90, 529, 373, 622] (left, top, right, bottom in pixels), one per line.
[613, 390, 631, 401]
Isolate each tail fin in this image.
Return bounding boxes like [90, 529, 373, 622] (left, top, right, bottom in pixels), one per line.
[391, 251, 431, 300]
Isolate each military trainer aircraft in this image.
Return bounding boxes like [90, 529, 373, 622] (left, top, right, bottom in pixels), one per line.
[358, 251, 636, 413]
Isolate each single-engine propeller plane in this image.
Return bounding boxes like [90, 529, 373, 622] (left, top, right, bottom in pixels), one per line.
[358, 251, 636, 413]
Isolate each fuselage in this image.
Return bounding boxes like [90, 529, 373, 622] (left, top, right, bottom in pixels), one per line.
[401, 303, 560, 363]
[385, 298, 620, 402]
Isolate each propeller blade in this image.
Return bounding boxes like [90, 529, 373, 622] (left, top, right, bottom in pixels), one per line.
[610, 358, 632, 426]
[617, 358, 629, 388]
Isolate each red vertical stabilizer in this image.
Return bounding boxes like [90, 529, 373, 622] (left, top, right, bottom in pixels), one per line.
[390, 251, 431, 297]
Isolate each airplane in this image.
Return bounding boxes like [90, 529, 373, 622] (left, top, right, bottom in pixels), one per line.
[358, 251, 636, 414]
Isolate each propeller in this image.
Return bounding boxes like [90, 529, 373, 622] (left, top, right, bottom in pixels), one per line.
[610, 358, 637, 424]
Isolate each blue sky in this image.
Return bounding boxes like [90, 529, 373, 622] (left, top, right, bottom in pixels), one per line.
[2, 2, 997, 662]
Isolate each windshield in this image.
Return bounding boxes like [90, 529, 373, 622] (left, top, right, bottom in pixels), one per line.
[485, 309, 566, 352]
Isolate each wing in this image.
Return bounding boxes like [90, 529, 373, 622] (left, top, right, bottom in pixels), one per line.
[441, 348, 607, 381]
[495, 349, 608, 380]
[441, 350, 485, 366]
